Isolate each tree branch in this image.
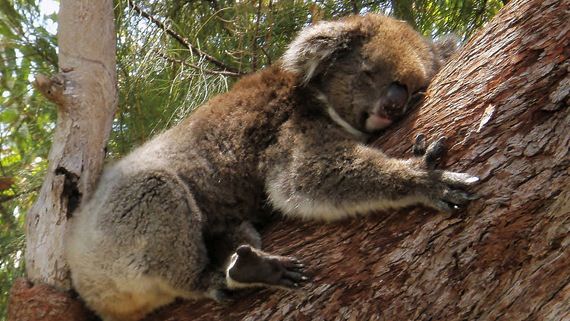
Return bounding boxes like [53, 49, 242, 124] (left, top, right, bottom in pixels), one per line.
[139, 0, 570, 319]
[350, 0, 359, 14]
[251, 0, 263, 71]
[128, 0, 243, 75]
[0, 185, 40, 203]
[156, 51, 242, 77]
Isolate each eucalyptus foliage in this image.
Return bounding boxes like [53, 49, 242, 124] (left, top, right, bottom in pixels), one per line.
[0, 0, 503, 318]
[0, 0, 57, 317]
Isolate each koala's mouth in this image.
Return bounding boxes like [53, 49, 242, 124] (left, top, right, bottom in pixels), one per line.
[364, 112, 393, 132]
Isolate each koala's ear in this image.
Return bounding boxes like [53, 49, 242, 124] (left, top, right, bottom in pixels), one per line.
[281, 20, 362, 84]
[433, 34, 460, 63]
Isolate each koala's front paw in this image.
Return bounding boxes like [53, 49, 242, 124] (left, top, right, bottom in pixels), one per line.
[426, 171, 480, 213]
[412, 133, 446, 169]
[412, 134, 480, 213]
[228, 245, 308, 290]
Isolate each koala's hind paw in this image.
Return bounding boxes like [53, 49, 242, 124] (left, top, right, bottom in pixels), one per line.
[227, 245, 309, 290]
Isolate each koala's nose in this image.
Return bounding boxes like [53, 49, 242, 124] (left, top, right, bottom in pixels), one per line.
[384, 83, 409, 115]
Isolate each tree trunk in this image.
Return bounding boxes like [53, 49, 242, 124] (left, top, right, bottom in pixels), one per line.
[8, 0, 116, 320]
[145, 0, 569, 320]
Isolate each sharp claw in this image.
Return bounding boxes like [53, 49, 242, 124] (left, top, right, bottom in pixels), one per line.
[467, 193, 480, 200]
[465, 176, 480, 184]
[424, 136, 447, 167]
[283, 270, 304, 281]
[442, 172, 480, 187]
[433, 200, 454, 213]
[413, 133, 427, 156]
[443, 189, 474, 205]
[292, 260, 303, 266]
[282, 276, 306, 288]
[282, 260, 304, 270]
[279, 279, 295, 288]
[293, 266, 303, 272]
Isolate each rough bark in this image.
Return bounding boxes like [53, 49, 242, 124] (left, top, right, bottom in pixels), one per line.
[7, 279, 91, 321]
[8, 0, 116, 320]
[144, 0, 569, 320]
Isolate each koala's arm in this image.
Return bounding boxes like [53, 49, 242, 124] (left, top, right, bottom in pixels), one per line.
[265, 135, 478, 221]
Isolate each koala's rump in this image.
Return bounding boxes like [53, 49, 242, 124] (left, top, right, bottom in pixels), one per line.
[65, 165, 208, 318]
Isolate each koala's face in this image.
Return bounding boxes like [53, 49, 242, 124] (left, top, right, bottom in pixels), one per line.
[282, 14, 455, 134]
[314, 49, 432, 133]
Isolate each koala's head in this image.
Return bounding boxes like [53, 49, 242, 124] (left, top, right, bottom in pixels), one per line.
[282, 14, 457, 134]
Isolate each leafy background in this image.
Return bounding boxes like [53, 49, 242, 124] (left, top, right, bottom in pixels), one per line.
[0, 0, 504, 318]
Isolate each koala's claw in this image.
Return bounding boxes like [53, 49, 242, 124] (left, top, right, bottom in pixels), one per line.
[270, 255, 309, 288]
[412, 135, 480, 213]
[413, 134, 447, 169]
[441, 171, 480, 187]
[424, 136, 446, 168]
[443, 189, 475, 205]
[428, 171, 480, 213]
[413, 133, 427, 156]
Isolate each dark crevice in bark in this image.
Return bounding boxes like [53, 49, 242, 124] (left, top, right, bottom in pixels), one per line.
[55, 166, 82, 217]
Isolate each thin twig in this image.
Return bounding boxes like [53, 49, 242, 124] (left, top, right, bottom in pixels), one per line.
[350, 0, 359, 14]
[157, 52, 242, 77]
[0, 185, 41, 203]
[260, 45, 272, 66]
[251, 0, 263, 71]
[128, 0, 242, 75]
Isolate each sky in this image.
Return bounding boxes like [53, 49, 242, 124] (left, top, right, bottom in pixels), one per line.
[39, 0, 59, 34]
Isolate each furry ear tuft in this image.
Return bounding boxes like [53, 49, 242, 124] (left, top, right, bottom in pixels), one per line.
[281, 20, 362, 85]
[433, 34, 460, 63]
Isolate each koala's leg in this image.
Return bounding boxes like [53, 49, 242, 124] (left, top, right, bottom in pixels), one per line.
[205, 221, 262, 267]
[204, 221, 307, 291]
[66, 169, 215, 321]
[265, 135, 479, 221]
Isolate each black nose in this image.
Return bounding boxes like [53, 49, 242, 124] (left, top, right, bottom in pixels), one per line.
[384, 83, 409, 115]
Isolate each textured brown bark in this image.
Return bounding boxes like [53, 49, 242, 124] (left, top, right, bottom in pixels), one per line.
[8, 0, 117, 320]
[7, 279, 92, 321]
[144, 0, 569, 320]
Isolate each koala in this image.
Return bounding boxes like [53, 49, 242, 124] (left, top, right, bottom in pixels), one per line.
[65, 14, 477, 321]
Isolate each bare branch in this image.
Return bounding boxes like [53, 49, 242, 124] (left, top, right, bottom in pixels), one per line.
[350, 0, 359, 14]
[251, 0, 263, 71]
[157, 51, 242, 77]
[0, 185, 40, 203]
